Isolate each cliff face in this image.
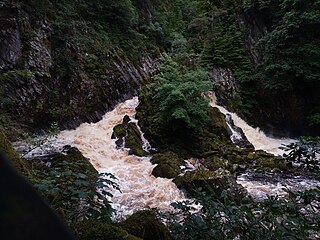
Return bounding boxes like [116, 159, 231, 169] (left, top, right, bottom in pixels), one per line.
[0, 0, 159, 132]
[209, 7, 320, 137]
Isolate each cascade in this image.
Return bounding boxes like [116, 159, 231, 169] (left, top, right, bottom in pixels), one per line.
[208, 92, 293, 156]
[43, 98, 186, 220]
[22, 94, 319, 213]
[208, 92, 320, 199]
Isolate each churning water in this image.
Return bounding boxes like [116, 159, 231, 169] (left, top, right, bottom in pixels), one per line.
[55, 97, 185, 220]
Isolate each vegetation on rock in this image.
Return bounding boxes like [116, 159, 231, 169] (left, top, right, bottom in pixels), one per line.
[165, 187, 320, 240]
[119, 210, 174, 240]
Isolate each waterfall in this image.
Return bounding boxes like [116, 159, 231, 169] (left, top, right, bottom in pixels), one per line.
[207, 93, 320, 200]
[208, 92, 294, 155]
[53, 97, 186, 220]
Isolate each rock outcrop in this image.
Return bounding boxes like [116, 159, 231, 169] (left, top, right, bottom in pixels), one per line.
[0, 0, 159, 132]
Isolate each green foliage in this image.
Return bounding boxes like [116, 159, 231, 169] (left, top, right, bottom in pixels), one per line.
[153, 56, 212, 134]
[282, 136, 320, 170]
[244, 0, 320, 92]
[82, 0, 138, 30]
[31, 151, 119, 222]
[164, 186, 319, 240]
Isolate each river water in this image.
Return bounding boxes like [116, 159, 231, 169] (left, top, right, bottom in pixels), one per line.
[22, 95, 319, 217]
[51, 97, 185, 220]
[208, 92, 320, 200]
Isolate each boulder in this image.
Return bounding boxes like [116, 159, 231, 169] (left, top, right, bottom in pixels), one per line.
[151, 151, 182, 179]
[72, 220, 140, 240]
[112, 115, 147, 157]
[119, 210, 173, 240]
[174, 169, 247, 204]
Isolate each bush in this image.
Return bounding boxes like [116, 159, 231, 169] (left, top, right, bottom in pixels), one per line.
[152, 56, 212, 135]
[164, 186, 319, 240]
[282, 136, 320, 170]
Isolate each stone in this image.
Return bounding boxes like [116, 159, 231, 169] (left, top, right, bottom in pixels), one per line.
[72, 220, 141, 240]
[151, 151, 182, 179]
[119, 210, 173, 240]
[174, 169, 247, 204]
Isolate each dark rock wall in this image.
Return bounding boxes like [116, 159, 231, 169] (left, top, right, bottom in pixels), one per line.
[210, 10, 319, 137]
[0, 1, 22, 70]
[0, 1, 159, 132]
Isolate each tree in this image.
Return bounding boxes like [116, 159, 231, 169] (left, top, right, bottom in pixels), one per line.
[152, 56, 212, 134]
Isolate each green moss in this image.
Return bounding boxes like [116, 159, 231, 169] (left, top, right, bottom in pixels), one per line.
[111, 116, 146, 156]
[112, 124, 126, 147]
[151, 151, 182, 178]
[0, 130, 30, 176]
[125, 122, 146, 157]
[205, 156, 225, 171]
[174, 169, 247, 203]
[119, 210, 173, 240]
[254, 155, 287, 172]
[72, 220, 141, 240]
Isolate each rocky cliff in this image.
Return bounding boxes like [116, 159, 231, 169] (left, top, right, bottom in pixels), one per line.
[0, 0, 159, 135]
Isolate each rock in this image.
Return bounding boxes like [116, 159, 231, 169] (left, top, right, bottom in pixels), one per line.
[225, 113, 254, 149]
[254, 155, 287, 172]
[119, 210, 173, 240]
[0, 3, 22, 71]
[112, 124, 126, 147]
[125, 122, 146, 157]
[72, 220, 141, 240]
[209, 67, 240, 97]
[0, 129, 30, 176]
[174, 169, 247, 204]
[112, 116, 147, 157]
[205, 156, 225, 171]
[151, 151, 182, 179]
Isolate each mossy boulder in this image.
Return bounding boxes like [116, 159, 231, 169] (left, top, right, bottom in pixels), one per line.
[72, 220, 141, 240]
[204, 156, 225, 171]
[0, 129, 30, 176]
[207, 107, 230, 139]
[126, 122, 146, 157]
[151, 151, 182, 179]
[254, 154, 287, 172]
[112, 124, 126, 147]
[174, 169, 247, 204]
[112, 115, 147, 157]
[119, 210, 173, 240]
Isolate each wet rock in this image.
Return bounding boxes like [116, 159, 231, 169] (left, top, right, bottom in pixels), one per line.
[151, 151, 182, 179]
[72, 220, 141, 240]
[174, 169, 247, 204]
[0, 129, 30, 176]
[112, 124, 126, 147]
[225, 113, 254, 149]
[205, 156, 225, 171]
[207, 107, 230, 140]
[126, 122, 146, 157]
[254, 154, 287, 172]
[112, 116, 147, 157]
[119, 210, 173, 240]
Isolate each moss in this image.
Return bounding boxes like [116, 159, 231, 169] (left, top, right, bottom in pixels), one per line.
[72, 220, 141, 240]
[151, 151, 182, 178]
[50, 146, 98, 181]
[0, 130, 30, 176]
[112, 124, 126, 147]
[111, 116, 146, 156]
[125, 122, 146, 157]
[174, 169, 247, 203]
[205, 156, 225, 171]
[119, 210, 173, 240]
[255, 156, 287, 172]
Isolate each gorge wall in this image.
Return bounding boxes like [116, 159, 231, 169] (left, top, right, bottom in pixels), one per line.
[0, 0, 160, 137]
